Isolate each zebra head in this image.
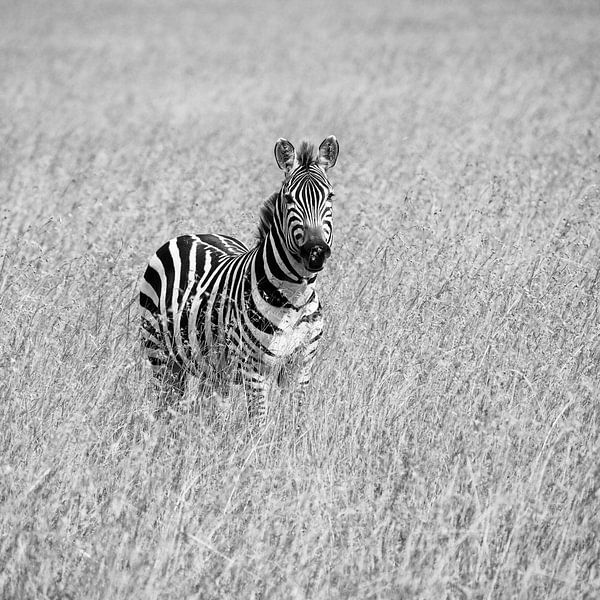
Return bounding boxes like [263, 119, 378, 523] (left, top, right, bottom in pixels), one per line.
[274, 136, 339, 274]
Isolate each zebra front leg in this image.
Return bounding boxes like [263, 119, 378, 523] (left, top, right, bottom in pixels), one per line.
[241, 368, 274, 420]
[286, 356, 314, 436]
[150, 358, 187, 414]
[290, 322, 322, 409]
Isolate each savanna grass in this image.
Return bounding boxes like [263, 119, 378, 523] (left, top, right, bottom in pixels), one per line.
[1, 0, 599, 598]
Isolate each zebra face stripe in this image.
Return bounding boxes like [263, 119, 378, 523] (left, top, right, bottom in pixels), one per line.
[281, 165, 334, 272]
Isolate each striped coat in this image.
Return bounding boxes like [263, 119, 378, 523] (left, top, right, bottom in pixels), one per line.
[140, 136, 339, 417]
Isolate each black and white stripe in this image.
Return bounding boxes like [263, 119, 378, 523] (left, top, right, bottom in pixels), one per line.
[139, 136, 339, 417]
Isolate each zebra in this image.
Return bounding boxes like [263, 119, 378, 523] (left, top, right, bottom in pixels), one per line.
[139, 136, 339, 418]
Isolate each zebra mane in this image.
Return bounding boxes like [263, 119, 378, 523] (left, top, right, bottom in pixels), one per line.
[256, 191, 278, 244]
[296, 140, 317, 168]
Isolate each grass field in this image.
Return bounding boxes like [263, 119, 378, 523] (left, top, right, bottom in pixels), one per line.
[1, 0, 600, 598]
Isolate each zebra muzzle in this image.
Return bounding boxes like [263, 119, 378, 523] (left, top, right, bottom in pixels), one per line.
[301, 241, 331, 272]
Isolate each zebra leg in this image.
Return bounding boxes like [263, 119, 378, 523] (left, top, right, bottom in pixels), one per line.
[282, 330, 319, 435]
[141, 315, 183, 404]
[241, 368, 273, 420]
[290, 321, 323, 409]
[290, 355, 313, 409]
[150, 358, 187, 412]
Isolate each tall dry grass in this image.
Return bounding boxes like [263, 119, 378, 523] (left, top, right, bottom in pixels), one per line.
[1, 0, 599, 598]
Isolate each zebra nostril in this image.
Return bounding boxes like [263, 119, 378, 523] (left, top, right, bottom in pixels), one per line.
[310, 247, 324, 260]
[307, 246, 327, 271]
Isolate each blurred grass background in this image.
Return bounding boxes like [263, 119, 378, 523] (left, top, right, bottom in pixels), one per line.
[1, 0, 599, 598]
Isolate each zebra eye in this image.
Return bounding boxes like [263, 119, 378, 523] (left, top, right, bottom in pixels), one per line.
[284, 193, 294, 205]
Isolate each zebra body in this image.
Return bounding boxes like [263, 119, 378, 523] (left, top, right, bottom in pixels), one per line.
[139, 136, 339, 416]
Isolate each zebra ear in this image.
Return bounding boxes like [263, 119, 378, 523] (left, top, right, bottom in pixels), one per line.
[318, 136, 339, 170]
[274, 138, 297, 172]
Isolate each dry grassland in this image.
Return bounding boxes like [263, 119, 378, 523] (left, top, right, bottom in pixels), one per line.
[1, 0, 599, 598]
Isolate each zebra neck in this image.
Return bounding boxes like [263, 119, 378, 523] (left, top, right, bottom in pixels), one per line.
[253, 231, 317, 308]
